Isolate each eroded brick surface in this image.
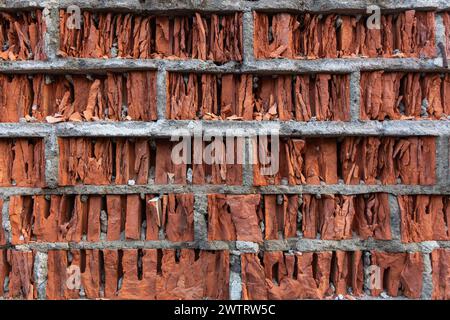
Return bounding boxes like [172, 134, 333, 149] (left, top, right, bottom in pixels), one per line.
[0, 11, 46, 61]
[398, 195, 450, 243]
[431, 249, 450, 300]
[8, 194, 194, 244]
[0, 72, 157, 123]
[254, 11, 435, 59]
[46, 249, 228, 300]
[361, 72, 450, 120]
[167, 73, 349, 121]
[0, 138, 45, 187]
[59, 11, 242, 62]
[254, 137, 436, 186]
[302, 193, 391, 240]
[241, 251, 363, 299]
[370, 251, 423, 298]
[155, 139, 242, 185]
[0, 250, 35, 299]
[58, 138, 152, 185]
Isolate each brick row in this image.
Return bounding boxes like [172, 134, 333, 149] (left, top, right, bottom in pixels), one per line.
[254, 137, 436, 186]
[0, 72, 157, 123]
[361, 72, 450, 120]
[0, 138, 45, 187]
[167, 73, 350, 121]
[45, 249, 228, 300]
[241, 250, 423, 299]
[254, 11, 436, 59]
[7, 194, 194, 244]
[59, 10, 242, 62]
[0, 11, 46, 61]
[207, 193, 391, 242]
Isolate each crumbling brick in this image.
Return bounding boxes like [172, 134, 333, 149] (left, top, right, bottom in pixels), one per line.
[253, 138, 337, 186]
[0, 138, 45, 187]
[58, 138, 152, 185]
[207, 194, 263, 242]
[431, 249, 450, 300]
[370, 251, 423, 298]
[444, 12, 450, 57]
[8, 193, 194, 244]
[241, 251, 363, 299]
[155, 138, 242, 185]
[167, 73, 350, 121]
[0, 250, 35, 299]
[46, 249, 229, 300]
[0, 11, 46, 61]
[302, 193, 391, 240]
[340, 136, 436, 185]
[59, 11, 242, 62]
[0, 72, 157, 123]
[361, 72, 450, 120]
[254, 11, 435, 59]
[398, 195, 450, 243]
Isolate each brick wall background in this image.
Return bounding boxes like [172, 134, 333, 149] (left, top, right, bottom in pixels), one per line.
[0, 0, 450, 300]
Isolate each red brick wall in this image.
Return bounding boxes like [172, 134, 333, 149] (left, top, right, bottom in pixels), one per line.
[0, 2, 449, 300]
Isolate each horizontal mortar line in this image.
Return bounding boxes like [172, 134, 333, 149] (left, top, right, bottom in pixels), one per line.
[0, 185, 448, 197]
[0, 120, 449, 137]
[2, 0, 449, 12]
[0, 57, 449, 73]
[2, 239, 449, 252]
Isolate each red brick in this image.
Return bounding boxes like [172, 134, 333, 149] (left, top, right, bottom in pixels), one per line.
[370, 251, 423, 298]
[9, 194, 195, 244]
[241, 251, 363, 299]
[254, 11, 435, 59]
[302, 193, 391, 240]
[0, 11, 46, 61]
[0, 138, 45, 187]
[58, 138, 152, 185]
[208, 194, 263, 242]
[431, 249, 450, 300]
[46, 249, 229, 300]
[253, 138, 337, 186]
[340, 137, 436, 185]
[59, 11, 242, 62]
[361, 72, 450, 120]
[155, 139, 242, 185]
[0, 72, 157, 123]
[444, 12, 450, 57]
[0, 250, 35, 299]
[398, 195, 450, 243]
[167, 73, 349, 121]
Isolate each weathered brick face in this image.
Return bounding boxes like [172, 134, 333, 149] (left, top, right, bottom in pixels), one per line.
[0, 72, 157, 122]
[59, 10, 242, 62]
[0, 2, 449, 301]
[167, 73, 350, 120]
[254, 11, 436, 59]
[0, 10, 46, 61]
